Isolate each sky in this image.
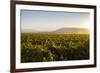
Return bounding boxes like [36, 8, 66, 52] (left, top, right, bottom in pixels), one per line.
[21, 10, 90, 32]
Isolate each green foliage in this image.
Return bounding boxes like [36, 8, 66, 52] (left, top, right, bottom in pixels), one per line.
[21, 34, 89, 63]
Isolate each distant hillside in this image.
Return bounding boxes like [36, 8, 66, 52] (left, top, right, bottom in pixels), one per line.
[51, 28, 89, 34]
[22, 27, 89, 34]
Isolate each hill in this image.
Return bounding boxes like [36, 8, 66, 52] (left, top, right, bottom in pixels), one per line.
[22, 27, 89, 34]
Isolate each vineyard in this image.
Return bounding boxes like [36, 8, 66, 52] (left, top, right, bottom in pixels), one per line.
[21, 34, 89, 63]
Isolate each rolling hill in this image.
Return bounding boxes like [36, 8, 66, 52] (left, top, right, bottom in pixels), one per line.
[22, 27, 89, 34]
[51, 28, 89, 34]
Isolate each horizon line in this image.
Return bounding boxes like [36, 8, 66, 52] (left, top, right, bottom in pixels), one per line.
[21, 27, 89, 32]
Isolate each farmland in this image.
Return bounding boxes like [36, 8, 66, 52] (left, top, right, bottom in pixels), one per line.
[21, 34, 89, 63]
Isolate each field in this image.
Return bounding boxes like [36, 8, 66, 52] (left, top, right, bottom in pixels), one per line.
[21, 34, 89, 63]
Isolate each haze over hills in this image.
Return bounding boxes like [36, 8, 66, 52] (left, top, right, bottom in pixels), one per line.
[51, 28, 89, 34]
[22, 27, 89, 34]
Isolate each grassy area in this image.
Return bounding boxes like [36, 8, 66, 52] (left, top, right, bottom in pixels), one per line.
[21, 34, 89, 63]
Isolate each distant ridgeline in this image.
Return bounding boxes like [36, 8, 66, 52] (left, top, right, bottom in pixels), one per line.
[22, 28, 89, 34]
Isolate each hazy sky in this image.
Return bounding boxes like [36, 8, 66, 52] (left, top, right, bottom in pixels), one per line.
[21, 10, 90, 32]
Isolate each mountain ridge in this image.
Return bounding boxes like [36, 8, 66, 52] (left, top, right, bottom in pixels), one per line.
[22, 27, 89, 34]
